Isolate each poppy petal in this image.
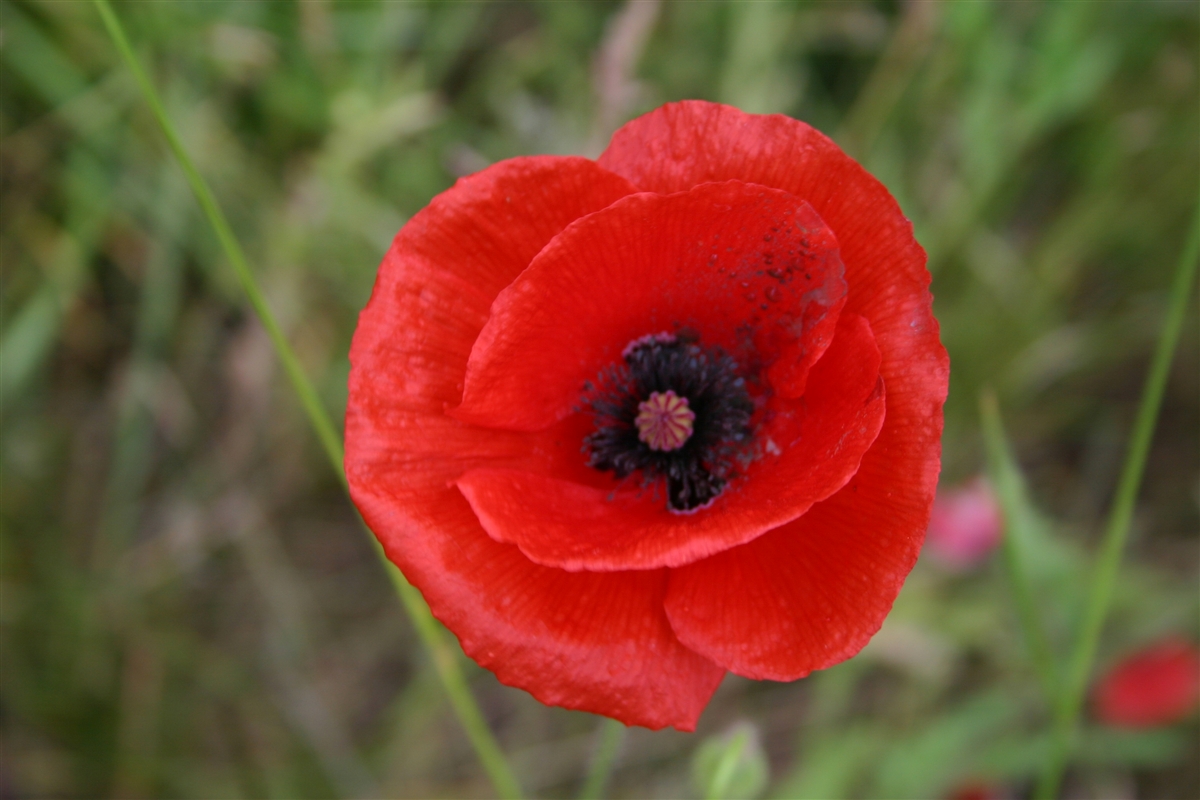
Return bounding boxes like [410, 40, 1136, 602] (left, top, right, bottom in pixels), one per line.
[456, 313, 884, 570]
[604, 102, 948, 677]
[662, 399, 940, 681]
[347, 157, 724, 730]
[452, 179, 847, 432]
[353, 488, 723, 730]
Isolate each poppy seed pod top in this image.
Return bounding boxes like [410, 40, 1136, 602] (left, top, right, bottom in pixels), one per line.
[636, 391, 694, 452]
[346, 101, 949, 731]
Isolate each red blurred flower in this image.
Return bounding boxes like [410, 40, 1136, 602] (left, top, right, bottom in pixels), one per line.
[1093, 638, 1200, 728]
[924, 477, 1001, 570]
[346, 101, 948, 730]
[946, 781, 1002, 800]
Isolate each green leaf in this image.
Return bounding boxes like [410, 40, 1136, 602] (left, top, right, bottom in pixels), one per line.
[870, 691, 1021, 800]
[978, 726, 1188, 779]
[1037, 198, 1200, 799]
[771, 725, 885, 800]
[980, 389, 1064, 702]
[0, 1, 89, 105]
[577, 718, 625, 800]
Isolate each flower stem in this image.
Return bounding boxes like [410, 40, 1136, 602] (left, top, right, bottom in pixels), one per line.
[90, 2, 523, 797]
[979, 388, 1060, 704]
[1035, 199, 1200, 800]
[578, 717, 626, 800]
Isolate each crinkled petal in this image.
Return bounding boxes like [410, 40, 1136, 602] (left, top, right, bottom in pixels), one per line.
[346, 156, 723, 729]
[601, 102, 948, 676]
[662, 422, 937, 681]
[453, 180, 846, 431]
[663, 347, 943, 680]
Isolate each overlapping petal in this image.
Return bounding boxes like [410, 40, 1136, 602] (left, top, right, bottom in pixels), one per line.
[457, 312, 883, 571]
[347, 156, 723, 730]
[447, 180, 864, 570]
[602, 102, 948, 670]
[453, 180, 845, 431]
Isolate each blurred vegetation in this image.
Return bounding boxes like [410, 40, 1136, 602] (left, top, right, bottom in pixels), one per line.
[1, 1, 1196, 798]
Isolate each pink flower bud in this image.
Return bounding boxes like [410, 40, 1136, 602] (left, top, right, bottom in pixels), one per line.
[925, 477, 1001, 570]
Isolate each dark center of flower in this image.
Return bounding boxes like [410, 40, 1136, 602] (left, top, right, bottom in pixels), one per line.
[583, 333, 754, 513]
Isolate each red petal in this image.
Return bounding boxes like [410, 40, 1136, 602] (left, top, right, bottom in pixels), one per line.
[452, 180, 846, 431]
[457, 313, 884, 570]
[347, 157, 724, 729]
[603, 102, 948, 677]
[354, 489, 723, 730]
[663, 407, 940, 681]
[663, 353, 944, 681]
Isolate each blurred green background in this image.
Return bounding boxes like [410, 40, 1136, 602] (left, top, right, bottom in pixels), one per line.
[1, 1, 1196, 797]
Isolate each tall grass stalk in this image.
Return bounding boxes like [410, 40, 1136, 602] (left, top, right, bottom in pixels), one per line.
[1036, 200, 1200, 799]
[578, 718, 626, 800]
[704, 728, 751, 800]
[979, 389, 1060, 704]
[90, 2, 523, 796]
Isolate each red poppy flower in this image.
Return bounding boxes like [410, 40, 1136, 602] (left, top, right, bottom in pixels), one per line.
[346, 101, 948, 731]
[1093, 638, 1200, 728]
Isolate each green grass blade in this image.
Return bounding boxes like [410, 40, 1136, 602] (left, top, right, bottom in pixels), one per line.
[90, 2, 523, 797]
[1036, 199, 1200, 800]
[836, 0, 939, 161]
[385, 567, 524, 800]
[1, 0, 90, 105]
[578, 717, 626, 800]
[706, 729, 749, 800]
[0, 287, 62, 413]
[979, 389, 1060, 703]
[694, 724, 767, 800]
[89, 0, 343, 483]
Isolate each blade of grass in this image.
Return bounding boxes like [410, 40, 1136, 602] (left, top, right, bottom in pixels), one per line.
[1036, 199, 1200, 800]
[96, 164, 189, 569]
[1, 0, 90, 105]
[578, 717, 625, 800]
[90, 2, 523, 797]
[2, 147, 110, 419]
[705, 728, 750, 800]
[979, 388, 1060, 703]
[0, 285, 63, 414]
[385, 568, 523, 800]
[836, 0, 939, 161]
[90, 0, 342, 482]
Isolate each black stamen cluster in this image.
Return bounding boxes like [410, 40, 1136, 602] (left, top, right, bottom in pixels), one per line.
[583, 334, 754, 512]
